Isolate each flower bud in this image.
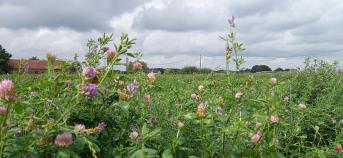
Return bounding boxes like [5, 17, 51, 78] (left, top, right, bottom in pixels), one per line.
[147, 72, 156, 82]
[283, 96, 289, 102]
[130, 131, 139, 139]
[270, 77, 277, 85]
[337, 144, 343, 153]
[251, 131, 262, 144]
[133, 62, 143, 70]
[235, 92, 243, 99]
[198, 85, 205, 92]
[0, 80, 17, 101]
[191, 93, 198, 99]
[270, 115, 279, 123]
[82, 67, 97, 80]
[106, 49, 117, 60]
[0, 106, 7, 114]
[144, 95, 151, 103]
[75, 124, 86, 133]
[297, 103, 306, 110]
[255, 122, 262, 130]
[54, 132, 73, 147]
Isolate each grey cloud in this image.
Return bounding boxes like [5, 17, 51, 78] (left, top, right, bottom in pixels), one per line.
[0, 0, 146, 31]
[1, 0, 343, 70]
[133, 0, 228, 31]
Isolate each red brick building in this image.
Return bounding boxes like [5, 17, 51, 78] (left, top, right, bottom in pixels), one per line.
[7, 59, 64, 74]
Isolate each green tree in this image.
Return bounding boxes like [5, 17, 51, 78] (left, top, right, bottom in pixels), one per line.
[0, 45, 12, 73]
[29, 56, 39, 60]
[251, 65, 272, 73]
[274, 67, 284, 72]
[181, 66, 199, 74]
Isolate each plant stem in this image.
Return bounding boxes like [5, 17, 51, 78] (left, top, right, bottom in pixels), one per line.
[0, 102, 11, 158]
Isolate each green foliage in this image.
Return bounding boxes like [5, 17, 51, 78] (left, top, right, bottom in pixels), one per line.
[0, 45, 12, 73]
[179, 67, 213, 74]
[180, 66, 198, 74]
[221, 17, 246, 71]
[0, 33, 342, 158]
[251, 65, 272, 73]
[274, 67, 284, 72]
[199, 68, 212, 74]
[2, 59, 342, 157]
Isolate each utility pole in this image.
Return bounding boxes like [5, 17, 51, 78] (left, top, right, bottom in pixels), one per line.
[199, 54, 202, 69]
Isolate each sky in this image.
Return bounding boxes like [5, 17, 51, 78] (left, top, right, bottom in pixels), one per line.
[0, 0, 343, 70]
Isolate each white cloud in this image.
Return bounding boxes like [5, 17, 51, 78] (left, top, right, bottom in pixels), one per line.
[1, 0, 343, 70]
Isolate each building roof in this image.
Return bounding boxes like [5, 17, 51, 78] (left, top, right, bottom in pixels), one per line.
[7, 59, 64, 70]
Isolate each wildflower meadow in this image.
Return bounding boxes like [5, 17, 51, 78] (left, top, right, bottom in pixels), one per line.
[1, 20, 343, 158]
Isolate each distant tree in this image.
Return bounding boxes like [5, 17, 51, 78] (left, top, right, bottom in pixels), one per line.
[240, 68, 251, 72]
[29, 56, 39, 60]
[251, 65, 272, 73]
[164, 68, 175, 74]
[0, 45, 12, 73]
[199, 68, 212, 74]
[126, 61, 149, 73]
[181, 66, 199, 74]
[274, 67, 284, 72]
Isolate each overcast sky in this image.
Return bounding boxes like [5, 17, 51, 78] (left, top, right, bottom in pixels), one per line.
[1, 0, 343, 70]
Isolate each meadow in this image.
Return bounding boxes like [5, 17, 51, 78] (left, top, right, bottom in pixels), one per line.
[0, 33, 343, 158]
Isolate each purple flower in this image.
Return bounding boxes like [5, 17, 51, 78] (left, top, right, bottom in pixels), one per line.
[91, 45, 98, 52]
[54, 132, 73, 147]
[75, 124, 86, 133]
[96, 122, 107, 132]
[0, 106, 7, 114]
[270, 115, 279, 123]
[215, 106, 226, 116]
[235, 92, 243, 99]
[130, 131, 139, 139]
[283, 96, 289, 102]
[44, 99, 52, 108]
[228, 16, 235, 28]
[83, 84, 98, 97]
[127, 80, 139, 97]
[133, 62, 143, 70]
[103, 46, 110, 53]
[82, 67, 97, 80]
[251, 131, 262, 144]
[0, 80, 17, 101]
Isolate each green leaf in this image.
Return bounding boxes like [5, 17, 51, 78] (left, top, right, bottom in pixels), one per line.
[130, 150, 144, 158]
[184, 113, 196, 120]
[141, 124, 150, 136]
[57, 151, 71, 158]
[127, 53, 135, 58]
[144, 128, 161, 139]
[162, 149, 173, 158]
[71, 137, 86, 152]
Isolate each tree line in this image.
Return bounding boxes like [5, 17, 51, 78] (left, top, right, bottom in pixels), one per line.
[0, 44, 293, 74]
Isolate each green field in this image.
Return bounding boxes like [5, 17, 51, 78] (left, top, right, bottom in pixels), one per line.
[0, 34, 342, 157]
[0, 59, 342, 157]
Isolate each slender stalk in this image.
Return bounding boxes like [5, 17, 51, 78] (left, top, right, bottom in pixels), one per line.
[98, 59, 117, 87]
[0, 102, 11, 158]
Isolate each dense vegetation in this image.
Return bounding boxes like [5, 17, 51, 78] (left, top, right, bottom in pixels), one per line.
[0, 52, 343, 157]
[0, 45, 12, 73]
[0, 30, 342, 157]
